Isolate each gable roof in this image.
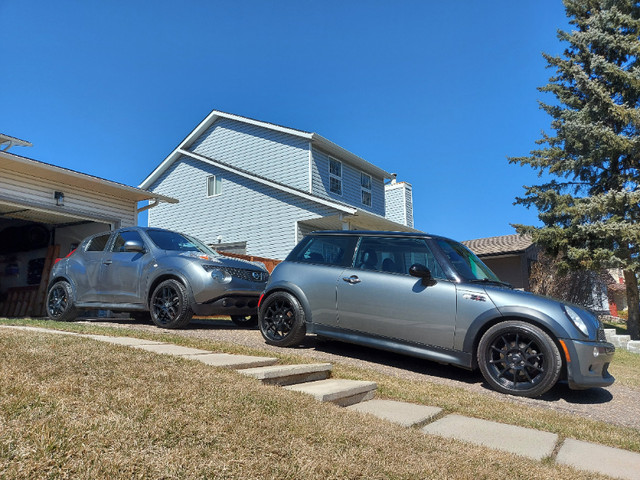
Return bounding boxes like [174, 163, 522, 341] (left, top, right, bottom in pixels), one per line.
[139, 109, 392, 190]
[462, 234, 534, 257]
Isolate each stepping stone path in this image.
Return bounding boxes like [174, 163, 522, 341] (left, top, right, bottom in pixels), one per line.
[3, 324, 640, 479]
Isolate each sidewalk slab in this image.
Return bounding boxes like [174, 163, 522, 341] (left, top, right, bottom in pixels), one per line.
[0, 325, 79, 335]
[347, 399, 442, 428]
[184, 353, 278, 369]
[285, 379, 377, 407]
[239, 363, 332, 385]
[132, 344, 212, 356]
[82, 334, 165, 346]
[556, 439, 640, 480]
[422, 414, 558, 461]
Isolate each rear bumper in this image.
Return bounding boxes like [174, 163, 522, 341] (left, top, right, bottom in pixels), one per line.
[562, 338, 615, 390]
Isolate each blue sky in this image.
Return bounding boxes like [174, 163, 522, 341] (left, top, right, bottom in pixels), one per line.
[1, 1, 569, 241]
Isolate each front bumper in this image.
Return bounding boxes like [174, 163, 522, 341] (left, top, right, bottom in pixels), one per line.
[191, 294, 261, 316]
[562, 338, 615, 390]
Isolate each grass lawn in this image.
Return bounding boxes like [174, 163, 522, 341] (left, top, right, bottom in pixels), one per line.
[1, 318, 638, 479]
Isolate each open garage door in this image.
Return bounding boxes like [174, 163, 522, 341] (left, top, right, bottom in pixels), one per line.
[0, 201, 113, 317]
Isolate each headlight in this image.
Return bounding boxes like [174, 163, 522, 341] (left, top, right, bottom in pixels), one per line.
[205, 266, 232, 284]
[563, 305, 589, 337]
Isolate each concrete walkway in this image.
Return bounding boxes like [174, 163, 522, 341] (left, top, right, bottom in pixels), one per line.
[2, 325, 640, 480]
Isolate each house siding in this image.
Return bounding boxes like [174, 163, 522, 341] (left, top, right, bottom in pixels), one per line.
[0, 169, 136, 226]
[311, 147, 385, 216]
[147, 155, 341, 259]
[189, 117, 311, 191]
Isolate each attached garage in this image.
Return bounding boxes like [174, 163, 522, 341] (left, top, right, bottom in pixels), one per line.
[0, 137, 176, 316]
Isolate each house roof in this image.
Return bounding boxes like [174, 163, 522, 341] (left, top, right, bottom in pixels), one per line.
[0, 149, 178, 205]
[140, 109, 393, 190]
[462, 234, 534, 257]
[0, 133, 32, 150]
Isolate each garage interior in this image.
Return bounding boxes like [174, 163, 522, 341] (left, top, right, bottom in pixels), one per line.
[0, 203, 112, 317]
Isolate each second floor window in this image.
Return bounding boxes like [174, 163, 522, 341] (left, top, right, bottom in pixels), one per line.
[329, 158, 342, 195]
[361, 173, 372, 207]
[207, 175, 222, 197]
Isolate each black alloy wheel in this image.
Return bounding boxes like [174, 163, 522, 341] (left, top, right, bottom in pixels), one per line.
[477, 321, 562, 398]
[258, 292, 306, 347]
[150, 279, 193, 329]
[46, 281, 78, 322]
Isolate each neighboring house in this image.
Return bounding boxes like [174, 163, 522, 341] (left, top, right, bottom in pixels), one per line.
[0, 133, 176, 315]
[462, 234, 538, 291]
[140, 110, 418, 260]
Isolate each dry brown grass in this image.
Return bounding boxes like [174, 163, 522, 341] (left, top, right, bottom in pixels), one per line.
[0, 328, 610, 480]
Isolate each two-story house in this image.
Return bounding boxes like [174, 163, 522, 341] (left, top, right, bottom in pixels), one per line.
[139, 110, 417, 260]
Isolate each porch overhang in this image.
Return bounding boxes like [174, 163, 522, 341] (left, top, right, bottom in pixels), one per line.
[300, 209, 422, 234]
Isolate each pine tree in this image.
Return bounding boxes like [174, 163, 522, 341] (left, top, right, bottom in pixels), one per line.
[509, 0, 640, 339]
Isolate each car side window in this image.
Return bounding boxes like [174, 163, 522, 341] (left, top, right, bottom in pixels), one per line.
[85, 234, 111, 252]
[111, 230, 144, 252]
[288, 235, 357, 267]
[355, 237, 446, 278]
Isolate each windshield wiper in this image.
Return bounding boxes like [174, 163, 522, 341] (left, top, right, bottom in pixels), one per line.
[469, 278, 513, 288]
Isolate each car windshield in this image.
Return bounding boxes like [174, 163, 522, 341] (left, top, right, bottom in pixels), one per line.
[435, 238, 502, 283]
[146, 230, 218, 255]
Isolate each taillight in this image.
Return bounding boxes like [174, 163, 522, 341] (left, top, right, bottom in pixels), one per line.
[55, 248, 77, 264]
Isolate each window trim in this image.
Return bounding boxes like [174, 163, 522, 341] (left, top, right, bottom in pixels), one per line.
[206, 175, 222, 197]
[328, 157, 342, 196]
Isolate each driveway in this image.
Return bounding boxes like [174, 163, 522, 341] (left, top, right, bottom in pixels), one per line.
[82, 316, 640, 430]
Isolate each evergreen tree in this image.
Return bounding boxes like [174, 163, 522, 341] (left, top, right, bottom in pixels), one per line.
[510, 0, 640, 339]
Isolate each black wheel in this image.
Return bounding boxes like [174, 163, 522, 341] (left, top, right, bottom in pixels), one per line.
[46, 281, 78, 322]
[477, 321, 562, 398]
[258, 292, 306, 347]
[130, 311, 152, 323]
[149, 279, 193, 329]
[231, 315, 258, 328]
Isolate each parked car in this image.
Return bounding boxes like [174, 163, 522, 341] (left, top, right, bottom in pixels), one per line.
[258, 231, 615, 397]
[46, 227, 269, 329]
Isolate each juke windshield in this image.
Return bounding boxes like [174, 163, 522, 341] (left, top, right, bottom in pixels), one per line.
[146, 229, 218, 255]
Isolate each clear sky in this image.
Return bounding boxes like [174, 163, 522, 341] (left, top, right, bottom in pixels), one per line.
[1, 1, 570, 241]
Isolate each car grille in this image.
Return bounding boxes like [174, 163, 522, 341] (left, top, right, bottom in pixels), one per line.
[204, 265, 269, 283]
[597, 326, 607, 342]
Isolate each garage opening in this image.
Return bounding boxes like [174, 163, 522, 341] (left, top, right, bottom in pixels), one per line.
[0, 206, 112, 317]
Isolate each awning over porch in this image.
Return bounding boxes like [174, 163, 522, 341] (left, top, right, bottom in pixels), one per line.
[298, 209, 421, 239]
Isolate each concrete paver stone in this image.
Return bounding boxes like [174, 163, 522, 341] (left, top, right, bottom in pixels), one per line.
[184, 353, 278, 369]
[0, 325, 78, 335]
[239, 363, 332, 384]
[422, 414, 558, 461]
[347, 399, 442, 428]
[285, 379, 377, 407]
[132, 344, 212, 356]
[556, 438, 640, 480]
[82, 334, 165, 346]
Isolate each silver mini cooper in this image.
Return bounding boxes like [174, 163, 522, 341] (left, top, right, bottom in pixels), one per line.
[258, 231, 615, 397]
[47, 227, 268, 329]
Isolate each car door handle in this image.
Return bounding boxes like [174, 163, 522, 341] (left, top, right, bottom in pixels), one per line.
[342, 275, 361, 284]
[103, 260, 112, 265]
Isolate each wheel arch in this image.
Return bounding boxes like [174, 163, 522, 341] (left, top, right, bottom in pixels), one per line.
[146, 272, 192, 307]
[260, 282, 313, 325]
[465, 309, 569, 376]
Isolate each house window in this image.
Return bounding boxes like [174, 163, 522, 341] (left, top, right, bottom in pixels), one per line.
[329, 158, 342, 195]
[207, 175, 222, 197]
[361, 173, 372, 207]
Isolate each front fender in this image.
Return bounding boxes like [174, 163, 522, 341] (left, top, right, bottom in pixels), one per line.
[262, 280, 314, 327]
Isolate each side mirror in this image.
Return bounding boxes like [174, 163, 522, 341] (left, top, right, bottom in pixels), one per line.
[409, 263, 434, 286]
[123, 240, 145, 253]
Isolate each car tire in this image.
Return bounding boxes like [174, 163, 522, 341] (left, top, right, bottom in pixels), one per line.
[46, 281, 78, 322]
[258, 291, 306, 347]
[477, 320, 562, 398]
[231, 315, 258, 328]
[149, 279, 193, 329]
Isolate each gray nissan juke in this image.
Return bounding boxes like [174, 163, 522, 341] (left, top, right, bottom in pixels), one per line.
[47, 227, 269, 329]
[258, 230, 615, 397]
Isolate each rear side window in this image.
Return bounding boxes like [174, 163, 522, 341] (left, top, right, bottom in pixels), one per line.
[85, 234, 110, 252]
[287, 235, 357, 267]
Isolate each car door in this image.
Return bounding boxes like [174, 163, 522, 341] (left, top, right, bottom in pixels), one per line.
[98, 230, 149, 304]
[73, 232, 112, 303]
[336, 236, 457, 350]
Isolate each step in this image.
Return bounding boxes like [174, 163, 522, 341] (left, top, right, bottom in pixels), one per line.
[603, 328, 617, 342]
[610, 335, 631, 349]
[284, 379, 377, 407]
[239, 363, 332, 386]
[184, 352, 278, 369]
[347, 399, 442, 428]
[627, 341, 640, 354]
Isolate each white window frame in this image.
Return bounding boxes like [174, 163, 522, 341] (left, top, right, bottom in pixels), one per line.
[361, 172, 372, 207]
[206, 175, 222, 197]
[329, 157, 342, 196]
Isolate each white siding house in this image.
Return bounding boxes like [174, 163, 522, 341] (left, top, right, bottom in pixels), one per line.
[140, 110, 419, 260]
